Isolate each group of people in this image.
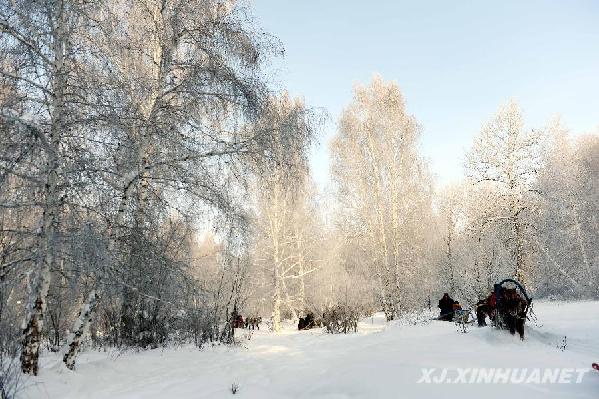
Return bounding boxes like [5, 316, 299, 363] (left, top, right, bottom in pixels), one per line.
[437, 283, 529, 339]
[437, 291, 501, 325]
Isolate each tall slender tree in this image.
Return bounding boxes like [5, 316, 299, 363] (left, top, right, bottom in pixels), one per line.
[330, 75, 434, 320]
[466, 100, 542, 284]
[250, 93, 318, 332]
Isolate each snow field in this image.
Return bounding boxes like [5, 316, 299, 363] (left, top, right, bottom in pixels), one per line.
[20, 301, 599, 399]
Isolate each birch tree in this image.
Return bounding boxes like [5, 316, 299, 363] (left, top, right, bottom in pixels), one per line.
[1, 0, 307, 375]
[536, 127, 599, 298]
[60, 0, 289, 359]
[330, 75, 434, 320]
[0, 0, 106, 375]
[466, 100, 542, 285]
[438, 182, 512, 303]
[250, 93, 318, 332]
[437, 184, 465, 296]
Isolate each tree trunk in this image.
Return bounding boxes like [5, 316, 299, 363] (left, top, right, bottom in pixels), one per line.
[21, 0, 67, 374]
[272, 263, 281, 332]
[514, 216, 526, 284]
[63, 291, 99, 370]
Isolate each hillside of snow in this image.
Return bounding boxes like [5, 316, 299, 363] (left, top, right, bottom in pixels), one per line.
[19, 301, 599, 399]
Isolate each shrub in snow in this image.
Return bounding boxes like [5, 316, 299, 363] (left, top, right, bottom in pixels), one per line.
[322, 304, 361, 334]
[0, 285, 22, 399]
[387, 308, 436, 329]
[557, 336, 567, 351]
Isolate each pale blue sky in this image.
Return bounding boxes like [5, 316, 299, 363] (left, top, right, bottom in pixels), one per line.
[252, 0, 599, 188]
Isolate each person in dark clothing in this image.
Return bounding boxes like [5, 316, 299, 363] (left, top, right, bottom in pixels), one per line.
[298, 312, 316, 330]
[476, 299, 489, 326]
[438, 293, 455, 321]
[476, 290, 498, 327]
[230, 306, 244, 328]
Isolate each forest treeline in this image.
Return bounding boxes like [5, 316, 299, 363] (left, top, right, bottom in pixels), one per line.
[0, 0, 597, 395]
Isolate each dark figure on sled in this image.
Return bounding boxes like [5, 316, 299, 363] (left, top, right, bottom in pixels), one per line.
[437, 293, 463, 321]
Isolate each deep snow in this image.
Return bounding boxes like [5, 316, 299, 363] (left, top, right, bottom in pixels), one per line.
[19, 301, 599, 399]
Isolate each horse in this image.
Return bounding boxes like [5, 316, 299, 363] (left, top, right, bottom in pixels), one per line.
[245, 316, 262, 330]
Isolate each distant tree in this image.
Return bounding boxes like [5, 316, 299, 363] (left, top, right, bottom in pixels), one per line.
[466, 100, 543, 285]
[330, 75, 435, 320]
[536, 125, 599, 298]
[249, 93, 319, 332]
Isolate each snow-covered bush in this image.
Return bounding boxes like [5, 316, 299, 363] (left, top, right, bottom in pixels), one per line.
[392, 308, 437, 327]
[322, 304, 361, 334]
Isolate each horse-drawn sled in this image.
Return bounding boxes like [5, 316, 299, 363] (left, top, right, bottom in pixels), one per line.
[438, 279, 533, 338]
[475, 278, 533, 339]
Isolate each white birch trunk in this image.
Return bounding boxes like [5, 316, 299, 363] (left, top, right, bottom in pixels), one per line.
[63, 291, 99, 370]
[21, 0, 67, 375]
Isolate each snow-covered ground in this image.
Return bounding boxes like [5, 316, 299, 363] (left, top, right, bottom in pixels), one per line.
[19, 301, 599, 399]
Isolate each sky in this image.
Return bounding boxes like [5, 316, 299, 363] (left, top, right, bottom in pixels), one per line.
[251, 0, 599, 189]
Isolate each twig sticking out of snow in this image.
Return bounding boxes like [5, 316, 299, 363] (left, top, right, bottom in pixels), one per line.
[230, 383, 239, 394]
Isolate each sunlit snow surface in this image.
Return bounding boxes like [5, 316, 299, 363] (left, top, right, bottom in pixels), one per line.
[20, 301, 599, 399]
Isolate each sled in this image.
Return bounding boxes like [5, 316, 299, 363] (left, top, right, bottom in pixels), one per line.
[453, 308, 475, 333]
[432, 311, 454, 321]
[494, 279, 532, 312]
